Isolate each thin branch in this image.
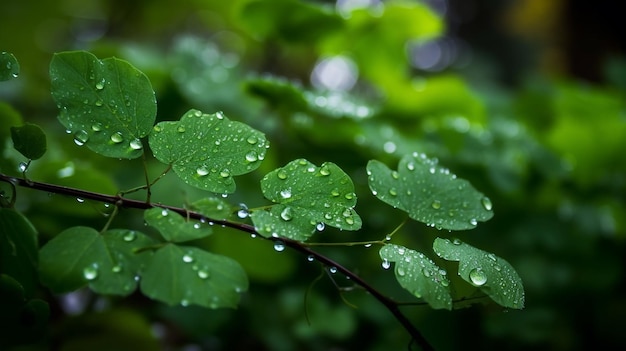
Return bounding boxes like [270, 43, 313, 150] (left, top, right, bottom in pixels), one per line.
[0, 172, 435, 351]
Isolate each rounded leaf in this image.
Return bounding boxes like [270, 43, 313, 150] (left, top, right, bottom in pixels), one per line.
[10, 123, 47, 160]
[149, 109, 268, 193]
[367, 152, 493, 230]
[50, 51, 156, 159]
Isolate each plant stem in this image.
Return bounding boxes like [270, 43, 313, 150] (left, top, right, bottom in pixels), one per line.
[0, 172, 435, 351]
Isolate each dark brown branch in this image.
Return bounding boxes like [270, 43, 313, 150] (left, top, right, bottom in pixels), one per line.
[0, 172, 434, 351]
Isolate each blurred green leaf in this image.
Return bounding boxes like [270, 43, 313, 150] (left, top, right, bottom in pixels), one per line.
[39, 227, 155, 295]
[0, 209, 38, 296]
[10, 123, 47, 160]
[140, 244, 248, 308]
[189, 197, 234, 220]
[379, 243, 452, 310]
[144, 207, 212, 242]
[149, 109, 268, 194]
[433, 237, 525, 309]
[251, 159, 361, 241]
[0, 52, 19, 81]
[50, 51, 156, 159]
[367, 153, 493, 230]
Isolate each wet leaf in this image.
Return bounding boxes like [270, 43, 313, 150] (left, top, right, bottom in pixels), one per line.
[379, 244, 452, 310]
[367, 152, 493, 230]
[39, 227, 155, 295]
[189, 197, 233, 220]
[149, 109, 268, 194]
[144, 207, 212, 243]
[10, 123, 47, 160]
[0, 51, 19, 81]
[50, 51, 156, 159]
[251, 159, 361, 241]
[433, 237, 525, 309]
[140, 244, 248, 308]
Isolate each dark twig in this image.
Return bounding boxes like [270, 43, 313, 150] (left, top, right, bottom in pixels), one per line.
[0, 172, 435, 351]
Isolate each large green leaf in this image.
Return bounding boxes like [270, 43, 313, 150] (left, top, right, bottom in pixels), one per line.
[144, 207, 212, 243]
[140, 244, 248, 308]
[39, 227, 155, 295]
[251, 159, 361, 241]
[0, 209, 38, 296]
[149, 109, 268, 194]
[49, 51, 156, 159]
[367, 152, 493, 230]
[433, 237, 525, 309]
[0, 51, 19, 81]
[10, 123, 47, 160]
[379, 244, 452, 310]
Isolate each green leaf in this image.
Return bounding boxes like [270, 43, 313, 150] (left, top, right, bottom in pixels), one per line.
[189, 197, 233, 220]
[144, 207, 212, 243]
[10, 123, 47, 160]
[379, 244, 452, 310]
[367, 152, 493, 230]
[0, 209, 38, 296]
[49, 51, 156, 159]
[433, 237, 525, 309]
[140, 244, 248, 308]
[0, 52, 19, 81]
[251, 159, 361, 241]
[39, 227, 155, 295]
[149, 109, 268, 194]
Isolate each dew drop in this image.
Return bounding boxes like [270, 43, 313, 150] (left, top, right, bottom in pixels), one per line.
[91, 123, 103, 132]
[123, 231, 136, 242]
[95, 79, 105, 90]
[330, 188, 340, 197]
[481, 197, 493, 211]
[129, 138, 142, 150]
[391, 171, 399, 179]
[344, 192, 354, 200]
[196, 166, 209, 176]
[364, 243, 372, 248]
[407, 162, 415, 171]
[345, 217, 354, 225]
[95, 99, 103, 107]
[487, 253, 497, 262]
[76, 198, 85, 203]
[18, 162, 28, 172]
[153, 125, 162, 132]
[177, 126, 185, 133]
[273, 240, 285, 252]
[469, 218, 478, 226]
[469, 268, 487, 286]
[452, 238, 462, 245]
[382, 259, 391, 269]
[277, 170, 288, 180]
[422, 268, 431, 277]
[245, 151, 258, 162]
[280, 188, 292, 199]
[319, 165, 331, 176]
[73, 130, 89, 146]
[316, 222, 325, 231]
[280, 207, 293, 221]
[161, 209, 168, 216]
[246, 136, 257, 144]
[431, 200, 441, 209]
[237, 204, 249, 218]
[397, 267, 406, 276]
[307, 255, 315, 262]
[181, 300, 189, 307]
[110, 132, 124, 144]
[182, 254, 194, 263]
[389, 188, 397, 196]
[216, 111, 225, 120]
[83, 264, 99, 280]
[112, 265, 122, 273]
[329, 267, 338, 274]
[219, 169, 230, 178]
[197, 270, 210, 279]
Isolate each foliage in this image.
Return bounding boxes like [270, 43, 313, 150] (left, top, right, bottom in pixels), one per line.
[1, 1, 625, 350]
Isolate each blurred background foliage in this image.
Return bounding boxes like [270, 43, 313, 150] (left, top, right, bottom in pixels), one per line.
[1, 0, 625, 350]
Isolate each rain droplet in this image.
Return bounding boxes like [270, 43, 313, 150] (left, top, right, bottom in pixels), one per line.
[319, 165, 331, 176]
[331, 188, 340, 197]
[469, 268, 487, 286]
[391, 171, 399, 179]
[245, 151, 258, 162]
[316, 222, 325, 231]
[73, 130, 89, 146]
[182, 254, 194, 263]
[389, 188, 397, 196]
[345, 217, 354, 225]
[18, 162, 28, 172]
[91, 123, 103, 132]
[196, 166, 209, 176]
[95, 79, 105, 90]
[329, 267, 337, 274]
[431, 200, 441, 209]
[469, 218, 478, 226]
[95, 99, 103, 107]
[452, 238, 462, 245]
[219, 169, 230, 178]
[129, 138, 142, 150]
[153, 125, 162, 132]
[382, 259, 391, 269]
[197, 270, 210, 279]
[397, 267, 406, 276]
[161, 209, 168, 216]
[307, 255, 315, 262]
[422, 268, 431, 277]
[280, 207, 293, 221]
[237, 203, 249, 218]
[280, 189, 292, 199]
[215, 111, 225, 120]
[277, 170, 288, 180]
[83, 264, 99, 280]
[487, 253, 497, 262]
[123, 231, 136, 242]
[344, 192, 354, 200]
[110, 132, 124, 144]
[177, 126, 185, 133]
[274, 240, 285, 252]
[246, 136, 257, 144]
[407, 162, 415, 171]
[481, 197, 493, 211]
[76, 198, 85, 203]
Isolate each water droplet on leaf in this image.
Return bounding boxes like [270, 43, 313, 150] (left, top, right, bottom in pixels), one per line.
[469, 268, 487, 286]
[329, 267, 338, 274]
[73, 130, 89, 146]
[110, 132, 123, 143]
[83, 264, 99, 280]
[431, 200, 441, 209]
[130, 138, 142, 150]
[123, 231, 136, 242]
[280, 189, 292, 199]
[182, 254, 194, 263]
[481, 197, 493, 211]
[196, 166, 209, 176]
[274, 240, 285, 252]
[280, 207, 293, 221]
[382, 259, 391, 269]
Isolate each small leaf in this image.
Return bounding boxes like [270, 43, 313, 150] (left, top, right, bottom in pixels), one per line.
[144, 207, 212, 243]
[140, 244, 248, 308]
[0, 209, 38, 295]
[0, 52, 19, 80]
[10, 123, 47, 160]
[433, 237, 525, 309]
[189, 197, 233, 220]
[251, 159, 361, 241]
[50, 51, 156, 159]
[39, 227, 155, 295]
[367, 152, 493, 230]
[149, 109, 268, 194]
[379, 244, 452, 310]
